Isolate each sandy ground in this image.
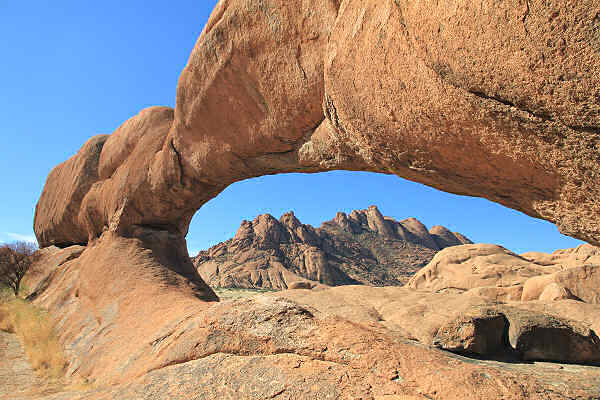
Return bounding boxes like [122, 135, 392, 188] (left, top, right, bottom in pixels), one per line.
[0, 330, 43, 399]
[0, 331, 67, 400]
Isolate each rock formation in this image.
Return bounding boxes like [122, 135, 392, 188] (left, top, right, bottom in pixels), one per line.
[25, 246, 600, 399]
[275, 284, 600, 366]
[194, 206, 471, 289]
[35, 0, 600, 255]
[409, 243, 600, 304]
[27, 0, 600, 398]
[398, 243, 600, 365]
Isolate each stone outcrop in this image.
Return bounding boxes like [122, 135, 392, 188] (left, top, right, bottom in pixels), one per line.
[28, 0, 600, 398]
[391, 243, 600, 367]
[407, 244, 558, 297]
[521, 245, 600, 303]
[409, 243, 600, 304]
[323, 0, 600, 245]
[26, 247, 600, 398]
[395, 243, 600, 366]
[193, 206, 471, 289]
[34, 134, 109, 248]
[275, 285, 600, 367]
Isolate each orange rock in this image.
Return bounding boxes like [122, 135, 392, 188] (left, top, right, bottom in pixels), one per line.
[464, 285, 524, 302]
[34, 134, 108, 247]
[407, 244, 557, 292]
[539, 283, 577, 302]
[522, 273, 557, 301]
[29, 253, 600, 397]
[523, 264, 600, 303]
[35, 0, 600, 254]
[324, 0, 600, 245]
[273, 285, 600, 366]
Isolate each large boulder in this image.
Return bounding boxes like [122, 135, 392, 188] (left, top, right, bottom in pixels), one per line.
[522, 264, 600, 303]
[504, 306, 600, 365]
[275, 285, 600, 366]
[406, 244, 558, 293]
[408, 243, 600, 304]
[520, 245, 600, 303]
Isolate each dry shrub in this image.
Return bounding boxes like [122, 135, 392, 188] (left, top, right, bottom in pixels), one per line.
[0, 283, 13, 302]
[0, 299, 67, 379]
[0, 241, 37, 297]
[0, 304, 15, 333]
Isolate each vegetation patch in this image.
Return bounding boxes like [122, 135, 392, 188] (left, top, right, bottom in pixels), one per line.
[0, 297, 67, 380]
[0, 283, 13, 302]
[214, 287, 278, 300]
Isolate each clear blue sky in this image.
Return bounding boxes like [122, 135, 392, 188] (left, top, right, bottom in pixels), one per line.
[0, 1, 584, 255]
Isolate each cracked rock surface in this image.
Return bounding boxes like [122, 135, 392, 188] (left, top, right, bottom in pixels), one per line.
[35, 0, 600, 254]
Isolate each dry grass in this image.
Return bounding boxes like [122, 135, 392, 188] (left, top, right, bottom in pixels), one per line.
[213, 287, 278, 300]
[0, 306, 13, 333]
[0, 297, 67, 380]
[0, 284, 13, 302]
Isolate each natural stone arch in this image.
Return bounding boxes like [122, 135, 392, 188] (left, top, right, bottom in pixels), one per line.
[34, 0, 600, 303]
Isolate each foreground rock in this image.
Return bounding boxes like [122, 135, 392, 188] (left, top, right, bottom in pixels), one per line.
[409, 244, 600, 304]
[396, 243, 600, 366]
[23, 246, 600, 399]
[194, 206, 471, 289]
[274, 285, 600, 365]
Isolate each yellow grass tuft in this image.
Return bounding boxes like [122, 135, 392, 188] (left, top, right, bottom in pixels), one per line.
[0, 306, 14, 333]
[0, 299, 67, 379]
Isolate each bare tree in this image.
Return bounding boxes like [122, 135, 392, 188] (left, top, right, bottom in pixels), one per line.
[0, 241, 38, 297]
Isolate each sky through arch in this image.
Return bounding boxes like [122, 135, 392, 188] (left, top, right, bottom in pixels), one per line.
[187, 171, 584, 256]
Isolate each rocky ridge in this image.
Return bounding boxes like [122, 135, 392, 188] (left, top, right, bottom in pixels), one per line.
[193, 205, 471, 289]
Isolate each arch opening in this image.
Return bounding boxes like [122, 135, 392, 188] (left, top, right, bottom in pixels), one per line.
[186, 171, 585, 292]
[188, 171, 585, 256]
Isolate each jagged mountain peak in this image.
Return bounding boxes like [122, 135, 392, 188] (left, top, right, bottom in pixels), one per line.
[193, 207, 472, 290]
[226, 208, 472, 253]
[279, 211, 302, 229]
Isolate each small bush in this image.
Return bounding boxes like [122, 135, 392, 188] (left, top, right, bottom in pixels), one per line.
[0, 283, 13, 302]
[0, 299, 67, 379]
[0, 241, 38, 297]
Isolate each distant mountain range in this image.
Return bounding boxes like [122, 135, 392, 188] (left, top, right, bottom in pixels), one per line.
[192, 206, 472, 290]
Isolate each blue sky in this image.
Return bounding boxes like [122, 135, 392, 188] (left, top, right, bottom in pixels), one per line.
[0, 1, 584, 255]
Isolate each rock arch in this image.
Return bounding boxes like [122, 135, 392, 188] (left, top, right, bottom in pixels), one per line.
[34, 0, 600, 302]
